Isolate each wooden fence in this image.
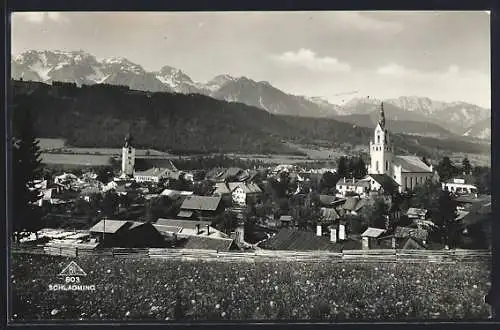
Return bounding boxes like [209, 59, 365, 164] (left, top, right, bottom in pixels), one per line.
[12, 245, 492, 263]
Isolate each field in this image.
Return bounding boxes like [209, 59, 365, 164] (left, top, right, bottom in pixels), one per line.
[11, 253, 491, 322]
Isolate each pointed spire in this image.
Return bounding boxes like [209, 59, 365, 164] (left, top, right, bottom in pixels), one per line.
[379, 102, 386, 128]
[124, 125, 133, 148]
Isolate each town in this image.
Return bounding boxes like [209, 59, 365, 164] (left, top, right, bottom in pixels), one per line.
[13, 103, 492, 256]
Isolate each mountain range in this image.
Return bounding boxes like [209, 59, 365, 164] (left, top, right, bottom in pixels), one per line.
[11, 50, 491, 140]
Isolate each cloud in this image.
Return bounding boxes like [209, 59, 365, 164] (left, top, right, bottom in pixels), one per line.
[376, 63, 414, 76]
[16, 12, 68, 24]
[272, 48, 351, 73]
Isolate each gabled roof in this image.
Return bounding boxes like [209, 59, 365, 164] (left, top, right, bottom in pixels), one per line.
[342, 197, 366, 212]
[213, 182, 231, 195]
[89, 219, 129, 234]
[153, 225, 183, 234]
[319, 195, 340, 206]
[178, 236, 236, 251]
[401, 236, 426, 250]
[260, 228, 341, 252]
[180, 195, 222, 211]
[393, 156, 433, 173]
[279, 215, 293, 221]
[134, 164, 177, 178]
[320, 207, 340, 221]
[367, 174, 400, 192]
[361, 227, 385, 238]
[227, 182, 262, 194]
[394, 226, 428, 241]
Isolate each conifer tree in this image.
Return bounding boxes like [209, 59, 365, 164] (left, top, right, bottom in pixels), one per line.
[12, 107, 44, 242]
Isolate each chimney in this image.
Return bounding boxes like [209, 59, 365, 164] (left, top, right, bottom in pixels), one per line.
[330, 228, 337, 243]
[338, 224, 346, 240]
[316, 225, 322, 237]
[343, 177, 346, 183]
[196, 224, 200, 235]
[206, 224, 210, 236]
[352, 177, 355, 184]
[391, 237, 396, 249]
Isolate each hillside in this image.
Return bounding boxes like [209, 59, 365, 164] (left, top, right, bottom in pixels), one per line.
[12, 50, 490, 140]
[10, 80, 489, 159]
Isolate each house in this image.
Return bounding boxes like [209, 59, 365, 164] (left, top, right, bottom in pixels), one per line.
[80, 186, 102, 202]
[335, 178, 371, 197]
[212, 182, 232, 205]
[179, 195, 223, 220]
[259, 228, 341, 252]
[208, 167, 247, 182]
[227, 182, 262, 206]
[361, 227, 386, 250]
[134, 165, 177, 184]
[366, 174, 400, 195]
[153, 218, 237, 251]
[342, 197, 367, 215]
[442, 178, 478, 195]
[319, 207, 341, 224]
[278, 215, 293, 227]
[406, 207, 429, 220]
[88, 219, 165, 248]
[160, 189, 193, 198]
[455, 196, 491, 249]
[367, 103, 435, 192]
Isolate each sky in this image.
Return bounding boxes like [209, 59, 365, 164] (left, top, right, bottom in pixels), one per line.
[11, 11, 491, 107]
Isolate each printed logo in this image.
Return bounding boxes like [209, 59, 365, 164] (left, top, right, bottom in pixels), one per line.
[58, 261, 87, 277]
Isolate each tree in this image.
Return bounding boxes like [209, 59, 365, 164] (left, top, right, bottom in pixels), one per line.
[433, 189, 459, 248]
[193, 180, 215, 196]
[421, 156, 430, 166]
[411, 180, 442, 210]
[12, 107, 44, 243]
[436, 157, 456, 183]
[352, 157, 367, 179]
[462, 157, 472, 176]
[337, 156, 348, 178]
[320, 171, 338, 193]
[96, 167, 114, 184]
[362, 197, 390, 229]
[101, 192, 119, 218]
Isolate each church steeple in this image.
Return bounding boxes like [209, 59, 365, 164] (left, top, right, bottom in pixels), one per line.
[378, 102, 386, 128]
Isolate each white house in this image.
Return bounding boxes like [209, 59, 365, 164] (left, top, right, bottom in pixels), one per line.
[442, 178, 478, 195]
[335, 177, 371, 197]
[227, 182, 262, 206]
[367, 103, 435, 192]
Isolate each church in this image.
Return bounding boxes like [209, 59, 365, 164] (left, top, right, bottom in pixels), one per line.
[367, 103, 435, 193]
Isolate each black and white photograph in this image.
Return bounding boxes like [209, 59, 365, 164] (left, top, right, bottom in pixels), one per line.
[8, 10, 493, 322]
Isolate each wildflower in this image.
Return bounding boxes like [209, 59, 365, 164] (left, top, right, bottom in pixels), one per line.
[216, 304, 220, 309]
[106, 269, 111, 274]
[191, 300, 195, 305]
[270, 301, 275, 308]
[221, 311, 226, 317]
[473, 284, 478, 289]
[125, 311, 130, 317]
[274, 285, 279, 291]
[51, 309, 59, 316]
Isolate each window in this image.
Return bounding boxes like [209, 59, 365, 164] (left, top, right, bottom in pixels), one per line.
[385, 161, 388, 171]
[404, 177, 408, 188]
[377, 135, 380, 143]
[376, 161, 379, 172]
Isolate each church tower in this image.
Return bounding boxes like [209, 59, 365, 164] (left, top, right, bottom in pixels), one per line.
[369, 102, 393, 175]
[121, 133, 135, 177]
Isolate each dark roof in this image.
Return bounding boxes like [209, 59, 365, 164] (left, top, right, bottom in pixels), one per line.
[342, 197, 366, 212]
[401, 236, 427, 250]
[260, 228, 340, 251]
[320, 207, 340, 221]
[393, 156, 433, 173]
[394, 226, 428, 241]
[459, 200, 492, 227]
[89, 219, 129, 234]
[318, 195, 340, 206]
[134, 164, 177, 177]
[178, 236, 236, 251]
[367, 174, 400, 192]
[180, 195, 222, 211]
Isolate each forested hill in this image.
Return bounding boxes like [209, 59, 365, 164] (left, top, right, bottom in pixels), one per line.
[11, 80, 489, 158]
